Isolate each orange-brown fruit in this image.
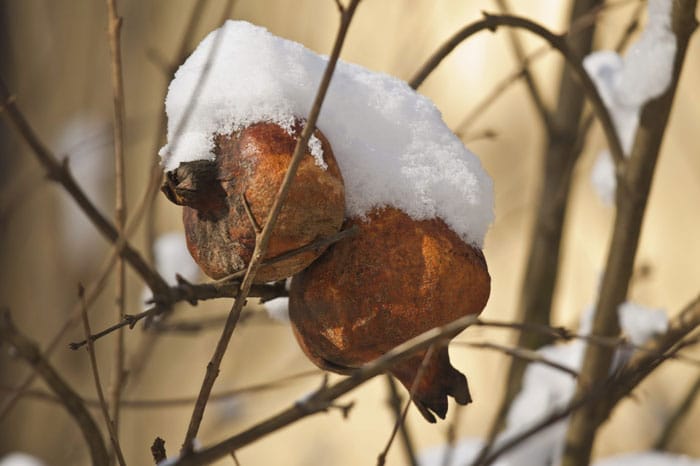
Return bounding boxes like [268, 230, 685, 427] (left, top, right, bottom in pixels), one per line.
[289, 207, 490, 422]
[162, 120, 345, 283]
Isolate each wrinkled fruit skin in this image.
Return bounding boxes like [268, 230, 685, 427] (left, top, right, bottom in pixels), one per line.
[165, 121, 345, 283]
[289, 207, 490, 423]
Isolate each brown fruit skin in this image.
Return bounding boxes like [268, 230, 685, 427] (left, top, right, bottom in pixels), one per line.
[289, 207, 490, 422]
[173, 121, 345, 283]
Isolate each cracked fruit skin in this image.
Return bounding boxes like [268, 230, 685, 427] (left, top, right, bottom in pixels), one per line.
[163, 121, 345, 283]
[289, 207, 490, 422]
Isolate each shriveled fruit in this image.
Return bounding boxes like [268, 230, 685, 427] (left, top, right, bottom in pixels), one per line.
[162, 120, 345, 283]
[289, 207, 490, 422]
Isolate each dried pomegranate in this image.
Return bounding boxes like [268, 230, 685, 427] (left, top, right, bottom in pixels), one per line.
[289, 207, 490, 422]
[162, 120, 345, 283]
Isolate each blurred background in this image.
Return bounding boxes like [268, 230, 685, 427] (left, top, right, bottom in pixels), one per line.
[1, 0, 699, 464]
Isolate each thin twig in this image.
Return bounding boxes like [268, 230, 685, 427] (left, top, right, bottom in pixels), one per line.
[493, 0, 552, 131]
[1, 369, 321, 409]
[170, 313, 479, 466]
[0, 77, 170, 298]
[79, 285, 127, 466]
[480, 293, 700, 466]
[377, 345, 435, 466]
[384, 376, 419, 466]
[179, 1, 362, 455]
[67, 227, 358, 348]
[453, 341, 579, 378]
[409, 12, 625, 171]
[0, 310, 109, 466]
[105, 0, 128, 441]
[475, 2, 644, 461]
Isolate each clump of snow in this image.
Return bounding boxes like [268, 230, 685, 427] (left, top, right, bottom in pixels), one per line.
[0, 453, 45, 466]
[584, 0, 676, 205]
[618, 302, 668, 347]
[160, 20, 494, 246]
[263, 297, 290, 323]
[142, 232, 201, 307]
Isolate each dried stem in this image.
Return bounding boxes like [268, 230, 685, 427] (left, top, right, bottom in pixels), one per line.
[2, 369, 321, 409]
[68, 226, 356, 349]
[170, 313, 479, 466]
[105, 0, 128, 440]
[0, 77, 170, 298]
[0, 310, 109, 466]
[486, 1, 603, 453]
[377, 345, 435, 466]
[409, 12, 625, 170]
[493, 0, 552, 131]
[384, 376, 419, 466]
[79, 286, 127, 466]
[179, 0, 362, 455]
[561, 3, 699, 465]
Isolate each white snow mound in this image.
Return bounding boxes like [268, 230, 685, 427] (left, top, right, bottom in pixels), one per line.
[160, 20, 494, 246]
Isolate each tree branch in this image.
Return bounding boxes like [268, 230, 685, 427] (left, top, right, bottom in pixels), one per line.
[170, 313, 480, 466]
[105, 0, 128, 440]
[79, 286, 126, 466]
[561, 3, 699, 464]
[0, 310, 109, 466]
[0, 77, 170, 298]
[179, 0, 363, 455]
[409, 12, 625, 170]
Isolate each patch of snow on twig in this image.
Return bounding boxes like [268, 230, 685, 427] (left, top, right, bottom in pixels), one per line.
[584, 0, 676, 205]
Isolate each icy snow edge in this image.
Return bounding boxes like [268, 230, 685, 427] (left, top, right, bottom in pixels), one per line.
[159, 20, 494, 247]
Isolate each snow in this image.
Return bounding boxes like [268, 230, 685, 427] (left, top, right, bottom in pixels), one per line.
[594, 452, 700, 466]
[160, 20, 494, 246]
[263, 297, 290, 323]
[0, 453, 45, 466]
[585, 0, 676, 205]
[142, 232, 201, 307]
[419, 298, 672, 466]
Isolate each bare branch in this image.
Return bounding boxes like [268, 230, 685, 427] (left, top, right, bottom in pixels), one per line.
[480, 293, 700, 466]
[0, 78, 170, 298]
[0, 310, 109, 466]
[105, 0, 129, 439]
[170, 313, 479, 466]
[79, 285, 127, 466]
[409, 12, 625, 171]
[180, 0, 363, 455]
[384, 376, 419, 466]
[493, 0, 552, 130]
[454, 341, 579, 378]
[562, 3, 699, 464]
[377, 345, 435, 466]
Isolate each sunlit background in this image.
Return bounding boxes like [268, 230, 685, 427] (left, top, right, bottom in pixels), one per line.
[1, 1, 699, 464]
